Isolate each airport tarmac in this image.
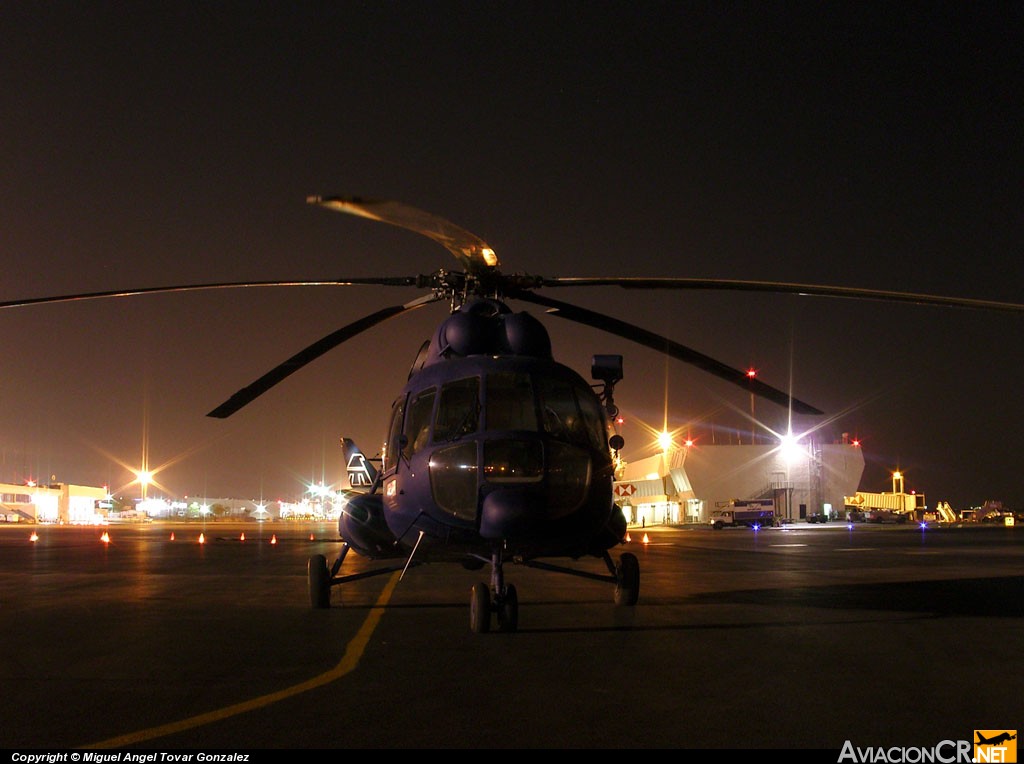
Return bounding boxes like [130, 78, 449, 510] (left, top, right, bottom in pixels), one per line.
[1, 520, 1020, 750]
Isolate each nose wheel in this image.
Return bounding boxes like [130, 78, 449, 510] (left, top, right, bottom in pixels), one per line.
[470, 549, 519, 633]
[470, 581, 519, 633]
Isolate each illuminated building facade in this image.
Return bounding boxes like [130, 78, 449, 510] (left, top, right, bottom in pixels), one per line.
[0, 482, 108, 524]
[614, 441, 865, 526]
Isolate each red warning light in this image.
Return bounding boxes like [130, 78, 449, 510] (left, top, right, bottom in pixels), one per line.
[746, 368, 757, 378]
[198, 533, 206, 544]
[239, 532, 246, 542]
[270, 534, 278, 545]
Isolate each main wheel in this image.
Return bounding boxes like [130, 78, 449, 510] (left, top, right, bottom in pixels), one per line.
[308, 554, 331, 609]
[470, 582, 491, 633]
[497, 584, 519, 633]
[614, 552, 640, 606]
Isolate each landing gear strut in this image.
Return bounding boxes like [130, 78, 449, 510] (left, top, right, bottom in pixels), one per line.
[307, 542, 422, 610]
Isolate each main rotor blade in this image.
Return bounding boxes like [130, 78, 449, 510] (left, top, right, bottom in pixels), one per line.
[536, 278, 1024, 314]
[0, 278, 420, 310]
[510, 290, 823, 416]
[207, 294, 440, 419]
[308, 195, 500, 275]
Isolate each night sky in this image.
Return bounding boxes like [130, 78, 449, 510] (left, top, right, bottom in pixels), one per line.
[2, 3, 1022, 509]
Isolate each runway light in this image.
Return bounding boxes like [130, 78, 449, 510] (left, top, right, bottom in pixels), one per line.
[100, 532, 110, 544]
[198, 533, 206, 544]
[29, 532, 38, 543]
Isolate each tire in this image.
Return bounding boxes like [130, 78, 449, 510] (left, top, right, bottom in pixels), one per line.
[308, 554, 331, 609]
[614, 552, 640, 606]
[470, 582, 491, 633]
[497, 584, 519, 633]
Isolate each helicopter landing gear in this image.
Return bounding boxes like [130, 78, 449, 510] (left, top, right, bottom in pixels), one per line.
[308, 553, 331, 609]
[613, 551, 640, 606]
[469, 581, 519, 634]
[470, 582, 490, 633]
[497, 583, 518, 632]
[470, 549, 519, 634]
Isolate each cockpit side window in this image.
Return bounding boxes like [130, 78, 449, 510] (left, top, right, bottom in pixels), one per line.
[537, 376, 589, 448]
[574, 385, 609, 451]
[403, 388, 437, 459]
[383, 397, 405, 472]
[486, 372, 538, 431]
[434, 377, 480, 442]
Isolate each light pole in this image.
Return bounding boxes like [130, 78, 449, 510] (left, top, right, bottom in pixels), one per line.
[747, 368, 757, 444]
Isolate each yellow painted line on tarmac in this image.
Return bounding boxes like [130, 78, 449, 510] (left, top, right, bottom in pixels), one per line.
[82, 571, 402, 749]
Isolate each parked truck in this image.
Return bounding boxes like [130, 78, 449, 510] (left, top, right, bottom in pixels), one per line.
[710, 500, 775, 530]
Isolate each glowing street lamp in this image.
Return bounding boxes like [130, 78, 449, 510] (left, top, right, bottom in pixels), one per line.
[135, 469, 153, 503]
[778, 431, 807, 463]
[658, 431, 674, 453]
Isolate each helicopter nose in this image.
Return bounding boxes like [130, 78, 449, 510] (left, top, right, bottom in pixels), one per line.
[479, 487, 544, 540]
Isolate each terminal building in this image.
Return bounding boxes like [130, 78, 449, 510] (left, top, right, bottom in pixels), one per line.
[614, 438, 865, 526]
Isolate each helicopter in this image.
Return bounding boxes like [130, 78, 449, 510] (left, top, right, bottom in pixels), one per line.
[206, 196, 1024, 634]
[5, 195, 1024, 634]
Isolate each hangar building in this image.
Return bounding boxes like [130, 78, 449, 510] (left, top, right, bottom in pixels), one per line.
[0, 482, 109, 524]
[614, 440, 865, 526]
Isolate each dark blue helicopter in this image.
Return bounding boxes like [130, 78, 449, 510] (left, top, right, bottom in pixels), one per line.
[7, 195, 1023, 633]
[200, 196, 1024, 633]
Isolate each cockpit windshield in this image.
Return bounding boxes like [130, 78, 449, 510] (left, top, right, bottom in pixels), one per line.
[536, 375, 606, 450]
[433, 376, 480, 442]
[485, 371, 537, 431]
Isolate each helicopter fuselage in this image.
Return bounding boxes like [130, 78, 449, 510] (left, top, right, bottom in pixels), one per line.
[337, 300, 626, 565]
